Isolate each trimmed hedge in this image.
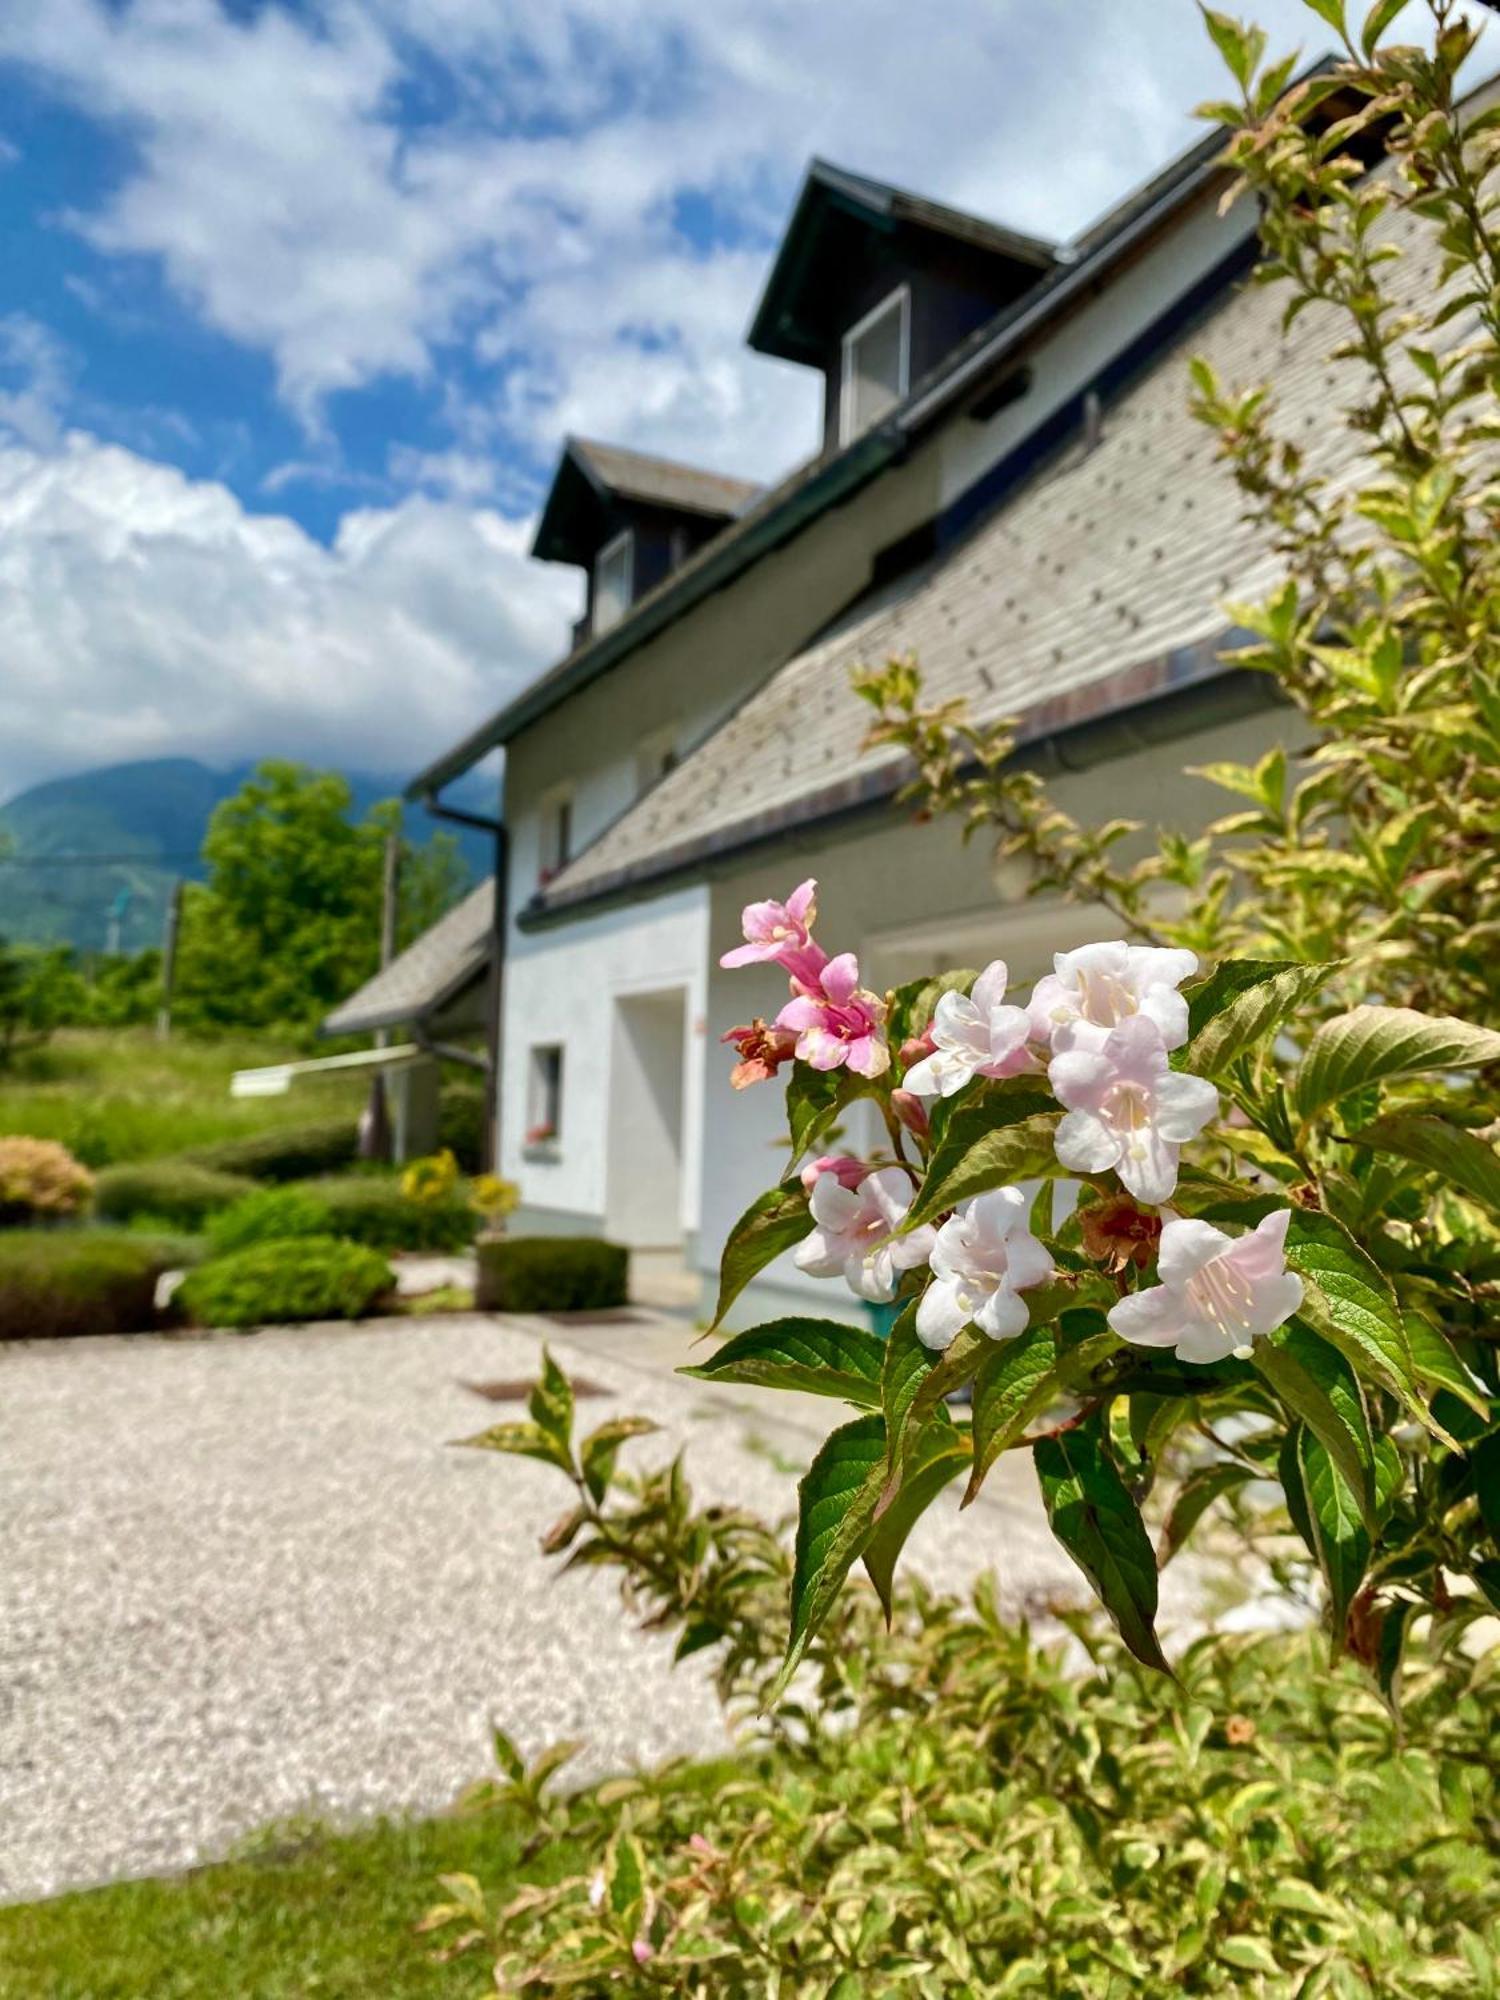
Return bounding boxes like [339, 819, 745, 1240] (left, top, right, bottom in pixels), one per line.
[311, 1175, 477, 1253]
[206, 1185, 334, 1259]
[93, 1159, 256, 1230]
[176, 1236, 394, 1328]
[187, 1118, 358, 1183]
[475, 1234, 628, 1313]
[0, 1230, 178, 1339]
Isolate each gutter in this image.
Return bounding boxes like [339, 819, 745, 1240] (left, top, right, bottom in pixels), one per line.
[513, 631, 1282, 932]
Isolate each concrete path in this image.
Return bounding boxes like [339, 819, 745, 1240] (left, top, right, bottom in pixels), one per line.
[0, 1308, 1215, 1900]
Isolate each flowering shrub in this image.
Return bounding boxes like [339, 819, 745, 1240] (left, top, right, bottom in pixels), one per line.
[0, 1135, 94, 1224]
[687, 0, 1500, 1687]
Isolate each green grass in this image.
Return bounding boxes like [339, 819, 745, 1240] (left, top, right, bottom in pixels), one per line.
[0, 1030, 367, 1167]
[0, 1808, 556, 2000]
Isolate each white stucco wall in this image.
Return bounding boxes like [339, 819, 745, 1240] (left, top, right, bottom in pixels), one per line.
[500, 885, 709, 1233]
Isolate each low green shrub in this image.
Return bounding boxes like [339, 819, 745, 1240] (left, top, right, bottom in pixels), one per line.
[206, 1184, 334, 1258]
[176, 1237, 393, 1328]
[437, 1083, 489, 1173]
[311, 1175, 476, 1253]
[187, 1117, 358, 1183]
[474, 1235, 627, 1312]
[0, 1230, 177, 1339]
[0, 1135, 94, 1224]
[93, 1159, 256, 1229]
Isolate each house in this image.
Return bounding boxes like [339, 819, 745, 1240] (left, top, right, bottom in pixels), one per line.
[360, 102, 1432, 1322]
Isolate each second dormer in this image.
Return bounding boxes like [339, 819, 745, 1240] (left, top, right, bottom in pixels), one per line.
[532, 437, 761, 649]
[748, 159, 1059, 457]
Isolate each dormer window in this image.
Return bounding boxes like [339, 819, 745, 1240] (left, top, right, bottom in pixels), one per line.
[593, 528, 634, 634]
[840, 286, 910, 444]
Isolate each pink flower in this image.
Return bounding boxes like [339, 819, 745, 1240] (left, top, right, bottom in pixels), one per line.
[1028, 940, 1199, 1055]
[799, 1153, 868, 1193]
[916, 1187, 1054, 1351]
[776, 953, 890, 1078]
[902, 961, 1036, 1098]
[721, 1018, 798, 1089]
[720, 878, 827, 986]
[796, 1164, 935, 1302]
[1108, 1209, 1304, 1363]
[1049, 1014, 1218, 1205]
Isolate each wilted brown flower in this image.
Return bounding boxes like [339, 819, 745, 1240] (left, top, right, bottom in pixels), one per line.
[721, 1018, 798, 1089]
[1079, 1192, 1162, 1273]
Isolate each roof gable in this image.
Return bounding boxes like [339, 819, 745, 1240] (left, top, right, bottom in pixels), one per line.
[532, 437, 760, 568]
[747, 157, 1057, 368]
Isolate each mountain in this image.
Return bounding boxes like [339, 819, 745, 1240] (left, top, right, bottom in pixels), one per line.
[0, 757, 497, 954]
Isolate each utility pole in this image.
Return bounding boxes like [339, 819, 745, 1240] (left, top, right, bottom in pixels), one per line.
[358, 831, 400, 1163]
[156, 878, 183, 1040]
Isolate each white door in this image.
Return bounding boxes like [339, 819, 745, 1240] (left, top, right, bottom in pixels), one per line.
[605, 988, 687, 1247]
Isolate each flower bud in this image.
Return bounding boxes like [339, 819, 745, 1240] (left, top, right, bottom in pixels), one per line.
[890, 1089, 930, 1140]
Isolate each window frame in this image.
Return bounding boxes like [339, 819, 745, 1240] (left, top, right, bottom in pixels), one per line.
[525, 1043, 564, 1153]
[592, 526, 635, 634]
[538, 786, 573, 884]
[839, 284, 912, 446]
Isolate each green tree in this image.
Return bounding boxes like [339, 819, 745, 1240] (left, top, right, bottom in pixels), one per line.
[172, 761, 466, 1037]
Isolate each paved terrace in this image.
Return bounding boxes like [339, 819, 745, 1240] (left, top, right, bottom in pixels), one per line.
[1, 1308, 1220, 1901]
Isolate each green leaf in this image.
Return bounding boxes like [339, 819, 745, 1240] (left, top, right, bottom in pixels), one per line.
[605, 1830, 646, 1933]
[1348, 1112, 1500, 1216]
[681, 1317, 886, 1407]
[785, 1066, 876, 1163]
[1377, 1597, 1418, 1714]
[881, 1318, 983, 1489]
[528, 1347, 575, 1455]
[776, 1414, 889, 1692]
[906, 1093, 1062, 1229]
[1282, 1208, 1427, 1424]
[1292, 1006, 1500, 1122]
[1404, 1313, 1489, 1419]
[1183, 958, 1343, 1077]
[1296, 1427, 1370, 1650]
[1301, 0, 1346, 34]
[452, 1418, 573, 1473]
[491, 1725, 525, 1783]
[712, 1182, 814, 1329]
[579, 1415, 658, 1504]
[1200, 7, 1264, 89]
[1219, 1937, 1283, 1976]
[862, 1426, 971, 1621]
[964, 1324, 1061, 1507]
[1254, 1321, 1375, 1523]
[1034, 1414, 1169, 1671]
[1473, 1430, 1500, 1551]
[1362, 0, 1412, 57]
[1160, 1460, 1255, 1567]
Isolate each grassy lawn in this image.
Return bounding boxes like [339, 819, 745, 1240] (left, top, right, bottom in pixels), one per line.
[0, 1029, 367, 1166]
[0, 1809, 552, 1999]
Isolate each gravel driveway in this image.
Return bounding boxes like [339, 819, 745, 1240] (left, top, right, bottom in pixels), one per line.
[0, 1310, 1216, 1901]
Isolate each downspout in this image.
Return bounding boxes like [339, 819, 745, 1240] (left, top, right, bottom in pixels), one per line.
[422, 796, 508, 1173]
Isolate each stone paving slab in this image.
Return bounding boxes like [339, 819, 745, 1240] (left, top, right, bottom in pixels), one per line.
[0, 1310, 1215, 1901]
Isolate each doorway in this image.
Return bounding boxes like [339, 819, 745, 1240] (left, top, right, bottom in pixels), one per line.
[604, 987, 687, 1248]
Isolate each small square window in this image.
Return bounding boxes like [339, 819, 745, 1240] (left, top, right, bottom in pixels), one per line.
[539, 790, 572, 883]
[593, 528, 634, 634]
[840, 287, 910, 445]
[526, 1044, 563, 1149]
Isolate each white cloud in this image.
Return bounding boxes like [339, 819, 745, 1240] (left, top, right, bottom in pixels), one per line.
[0, 432, 578, 801]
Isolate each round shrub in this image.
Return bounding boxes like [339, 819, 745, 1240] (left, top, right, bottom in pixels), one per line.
[437, 1084, 489, 1173]
[186, 1118, 358, 1183]
[206, 1184, 334, 1259]
[0, 1230, 177, 1339]
[475, 1235, 628, 1313]
[0, 1136, 94, 1225]
[311, 1174, 477, 1253]
[93, 1159, 256, 1230]
[176, 1236, 394, 1328]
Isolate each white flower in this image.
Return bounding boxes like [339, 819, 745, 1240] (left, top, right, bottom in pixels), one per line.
[795, 1164, 935, 1303]
[1108, 1209, 1304, 1364]
[903, 960, 1036, 1099]
[1028, 940, 1199, 1054]
[915, 1187, 1054, 1352]
[1049, 1014, 1218, 1205]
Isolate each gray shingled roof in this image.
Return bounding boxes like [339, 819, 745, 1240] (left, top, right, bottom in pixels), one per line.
[322, 877, 494, 1037]
[531, 194, 1441, 919]
[569, 438, 761, 521]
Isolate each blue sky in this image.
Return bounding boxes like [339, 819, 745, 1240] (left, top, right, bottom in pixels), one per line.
[0, 0, 1355, 801]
